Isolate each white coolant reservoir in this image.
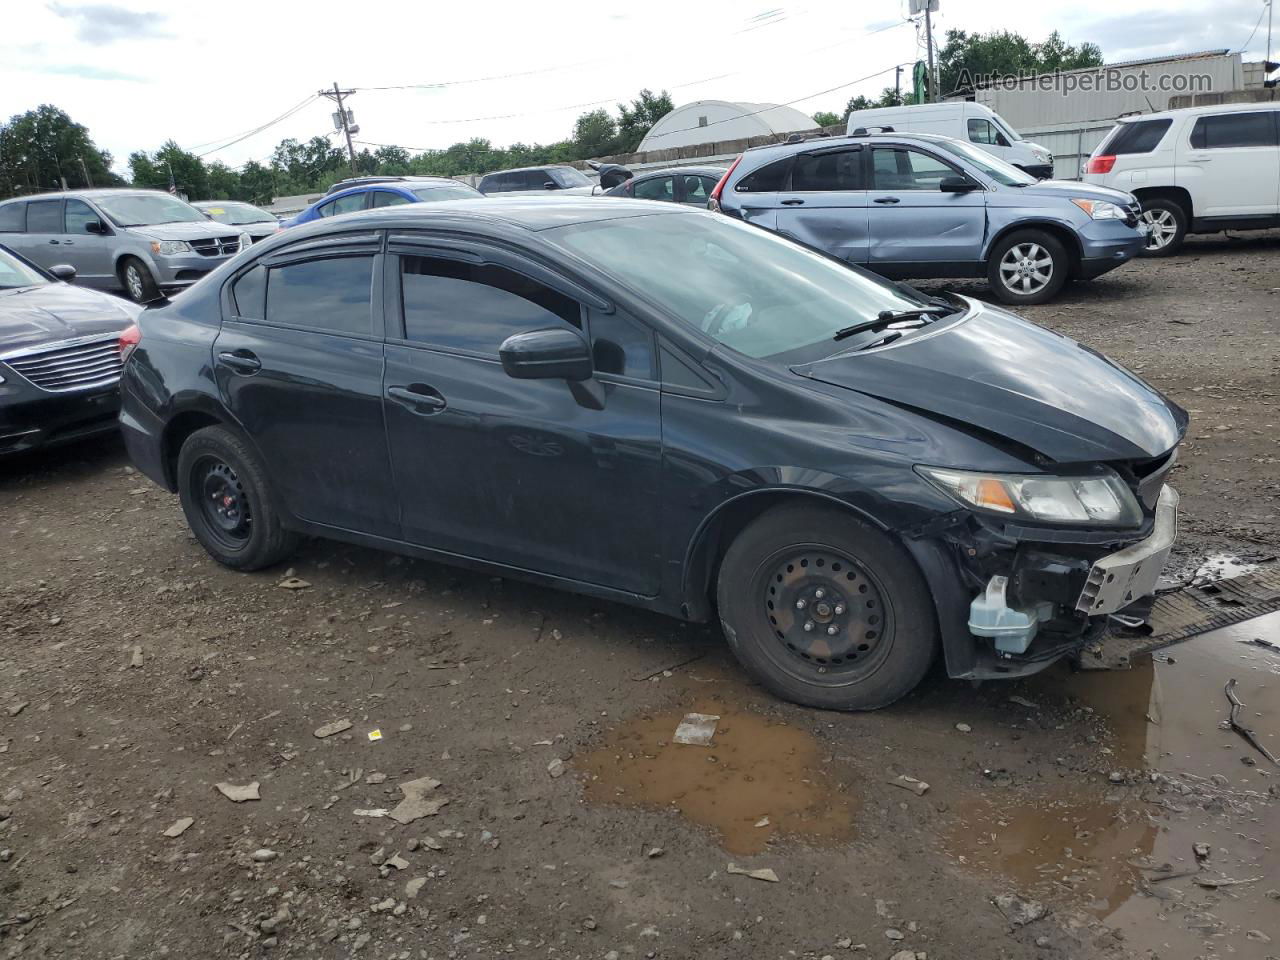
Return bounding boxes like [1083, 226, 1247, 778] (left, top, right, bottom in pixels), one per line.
[968, 575, 1053, 655]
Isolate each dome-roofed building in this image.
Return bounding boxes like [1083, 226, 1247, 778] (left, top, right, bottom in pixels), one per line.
[637, 100, 817, 152]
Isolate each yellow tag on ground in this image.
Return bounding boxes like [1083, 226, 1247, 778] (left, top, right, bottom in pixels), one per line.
[368, 729, 382, 741]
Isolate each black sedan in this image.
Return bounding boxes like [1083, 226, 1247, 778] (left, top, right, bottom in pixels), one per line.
[118, 199, 1185, 711]
[1, 245, 140, 455]
[601, 165, 727, 205]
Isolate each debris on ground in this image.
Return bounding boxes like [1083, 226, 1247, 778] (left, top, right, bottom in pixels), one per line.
[993, 894, 1048, 926]
[887, 775, 930, 796]
[162, 817, 194, 838]
[955, 723, 972, 733]
[388, 776, 447, 824]
[129, 645, 143, 668]
[547, 758, 566, 779]
[213, 781, 260, 803]
[1224, 679, 1279, 765]
[405, 877, 427, 898]
[1008, 696, 1040, 710]
[353, 808, 389, 818]
[1193, 842, 1212, 861]
[367, 728, 383, 741]
[250, 848, 277, 862]
[726, 863, 779, 883]
[277, 576, 311, 590]
[313, 719, 352, 739]
[673, 713, 720, 746]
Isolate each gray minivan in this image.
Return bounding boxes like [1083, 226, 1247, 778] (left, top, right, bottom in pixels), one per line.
[0, 189, 247, 303]
[711, 132, 1146, 305]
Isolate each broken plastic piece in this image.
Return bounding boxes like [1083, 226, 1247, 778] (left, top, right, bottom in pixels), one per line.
[673, 713, 719, 746]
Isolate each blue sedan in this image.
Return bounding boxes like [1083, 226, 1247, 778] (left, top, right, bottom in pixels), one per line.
[283, 177, 482, 228]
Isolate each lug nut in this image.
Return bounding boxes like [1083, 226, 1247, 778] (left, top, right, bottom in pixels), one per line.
[834, 604, 845, 615]
[803, 621, 814, 632]
[795, 599, 806, 609]
[826, 625, 838, 635]
[814, 588, 825, 599]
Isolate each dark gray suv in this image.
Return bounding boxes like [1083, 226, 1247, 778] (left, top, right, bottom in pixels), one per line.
[0, 189, 247, 303]
[710, 132, 1146, 305]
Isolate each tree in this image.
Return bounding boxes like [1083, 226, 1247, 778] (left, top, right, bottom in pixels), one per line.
[572, 109, 618, 158]
[616, 89, 674, 151]
[844, 88, 905, 119]
[938, 29, 1102, 97]
[206, 161, 241, 200]
[0, 105, 120, 199]
[811, 111, 841, 129]
[238, 161, 274, 206]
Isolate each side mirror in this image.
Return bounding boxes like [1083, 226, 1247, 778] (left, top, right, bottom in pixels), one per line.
[543, 181, 557, 190]
[84, 219, 106, 234]
[48, 264, 77, 281]
[940, 176, 978, 193]
[499, 328, 592, 382]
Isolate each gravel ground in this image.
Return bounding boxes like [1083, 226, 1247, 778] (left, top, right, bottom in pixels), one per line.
[2, 233, 1277, 960]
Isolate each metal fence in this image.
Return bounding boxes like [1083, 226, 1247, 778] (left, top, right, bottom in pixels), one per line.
[1019, 122, 1118, 180]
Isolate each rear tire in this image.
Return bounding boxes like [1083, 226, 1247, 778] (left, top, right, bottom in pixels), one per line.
[986, 229, 1068, 305]
[715, 504, 937, 711]
[177, 425, 297, 571]
[1136, 198, 1187, 257]
[120, 256, 159, 304]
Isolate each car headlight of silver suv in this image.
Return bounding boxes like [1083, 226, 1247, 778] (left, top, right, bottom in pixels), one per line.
[238, 232, 252, 250]
[151, 240, 191, 255]
[1070, 198, 1126, 220]
[915, 466, 1142, 526]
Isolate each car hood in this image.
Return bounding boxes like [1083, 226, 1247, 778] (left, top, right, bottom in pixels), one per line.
[0, 282, 140, 354]
[1009, 179, 1133, 205]
[124, 221, 241, 241]
[793, 299, 1186, 464]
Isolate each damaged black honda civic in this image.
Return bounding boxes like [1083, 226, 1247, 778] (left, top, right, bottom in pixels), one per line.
[118, 199, 1185, 711]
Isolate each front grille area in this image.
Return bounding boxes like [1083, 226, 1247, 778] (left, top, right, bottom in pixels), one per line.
[2, 336, 123, 393]
[190, 237, 240, 257]
[1123, 201, 1142, 228]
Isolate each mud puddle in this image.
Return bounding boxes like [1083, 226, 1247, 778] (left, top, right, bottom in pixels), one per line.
[1192, 553, 1263, 584]
[579, 700, 858, 855]
[947, 611, 1280, 956]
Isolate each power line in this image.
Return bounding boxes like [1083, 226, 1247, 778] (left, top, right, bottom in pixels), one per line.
[1235, 0, 1270, 52]
[195, 95, 321, 158]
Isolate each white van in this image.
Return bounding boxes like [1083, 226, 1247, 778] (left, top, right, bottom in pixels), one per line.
[1083, 102, 1280, 256]
[845, 102, 1054, 178]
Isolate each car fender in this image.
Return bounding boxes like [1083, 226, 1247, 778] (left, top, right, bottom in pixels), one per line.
[981, 213, 1085, 262]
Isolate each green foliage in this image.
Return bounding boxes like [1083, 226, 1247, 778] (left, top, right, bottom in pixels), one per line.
[0, 105, 121, 198]
[938, 29, 1103, 96]
[844, 88, 906, 118]
[811, 111, 841, 129]
[1, 90, 677, 205]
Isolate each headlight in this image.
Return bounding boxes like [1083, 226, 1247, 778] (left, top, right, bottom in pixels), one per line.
[150, 240, 191, 255]
[1070, 198, 1126, 220]
[916, 466, 1142, 526]
[238, 232, 252, 250]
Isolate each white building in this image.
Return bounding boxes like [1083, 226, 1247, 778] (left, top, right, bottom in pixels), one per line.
[637, 100, 817, 152]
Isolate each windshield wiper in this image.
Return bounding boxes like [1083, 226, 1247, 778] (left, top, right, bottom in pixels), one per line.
[831, 305, 956, 341]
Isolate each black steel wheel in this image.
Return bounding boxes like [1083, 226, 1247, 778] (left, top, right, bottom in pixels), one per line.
[177, 425, 297, 570]
[717, 504, 937, 711]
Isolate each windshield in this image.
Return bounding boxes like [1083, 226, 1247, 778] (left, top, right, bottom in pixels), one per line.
[548, 212, 931, 360]
[0, 246, 49, 288]
[929, 139, 1035, 186]
[991, 116, 1021, 143]
[411, 184, 482, 202]
[199, 202, 274, 225]
[96, 194, 206, 227]
[550, 167, 592, 188]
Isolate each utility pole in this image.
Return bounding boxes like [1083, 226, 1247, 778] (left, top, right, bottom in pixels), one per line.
[924, 3, 936, 102]
[320, 82, 358, 175]
[78, 156, 93, 188]
[895, 64, 902, 104]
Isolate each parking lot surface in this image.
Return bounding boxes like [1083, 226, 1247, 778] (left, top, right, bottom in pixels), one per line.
[2, 233, 1278, 959]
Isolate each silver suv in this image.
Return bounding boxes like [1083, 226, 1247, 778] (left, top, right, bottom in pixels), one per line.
[0, 189, 248, 303]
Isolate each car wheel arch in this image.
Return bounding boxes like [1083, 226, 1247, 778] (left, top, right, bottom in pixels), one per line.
[160, 403, 270, 497]
[1131, 186, 1193, 221]
[986, 220, 1083, 277]
[679, 487, 895, 623]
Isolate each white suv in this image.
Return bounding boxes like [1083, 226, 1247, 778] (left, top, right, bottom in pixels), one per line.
[1083, 103, 1280, 256]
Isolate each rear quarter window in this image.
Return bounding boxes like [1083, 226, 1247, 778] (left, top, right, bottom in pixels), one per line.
[1189, 112, 1278, 149]
[734, 157, 792, 192]
[0, 202, 25, 232]
[1102, 119, 1173, 155]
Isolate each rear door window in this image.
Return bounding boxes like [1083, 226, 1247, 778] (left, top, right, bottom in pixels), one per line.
[792, 149, 864, 191]
[734, 158, 792, 193]
[1103, 118, 1173, 154]
[399, 255, 581, 355]
[371, 191, 410, 208]
[1190, 112, 1277, 149]
[0, 202, 25, 232]
[265, 255, 374, 334]
[232, 264, 266, 318]
[26, 199, 63, 233]
[633, 176, 675, 201]
[329, 192, 368, 215]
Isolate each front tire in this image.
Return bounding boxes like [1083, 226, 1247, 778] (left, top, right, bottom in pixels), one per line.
[716, 504, 937, 711]
[177, 425, 297, 570]
[120, 256, 159, 304]
[986, 229, 1068, 305]
[1137, 198, 1187, 257]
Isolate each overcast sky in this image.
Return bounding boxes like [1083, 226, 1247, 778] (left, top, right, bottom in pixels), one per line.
[1, 0, 1273, 175]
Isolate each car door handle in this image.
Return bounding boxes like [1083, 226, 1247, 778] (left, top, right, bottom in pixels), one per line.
[874, 197, 901, 204]
[387, 384, 446, 413]
[780, 198, 805, 206]
[47, 239, 62, 244]
[216, 350, 262, 373]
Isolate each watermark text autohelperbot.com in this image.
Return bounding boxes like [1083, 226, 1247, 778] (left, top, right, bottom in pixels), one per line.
[953, 68, 1214, 97]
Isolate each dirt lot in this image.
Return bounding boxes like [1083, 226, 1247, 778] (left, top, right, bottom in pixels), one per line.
[2, 233, 1278, 960]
